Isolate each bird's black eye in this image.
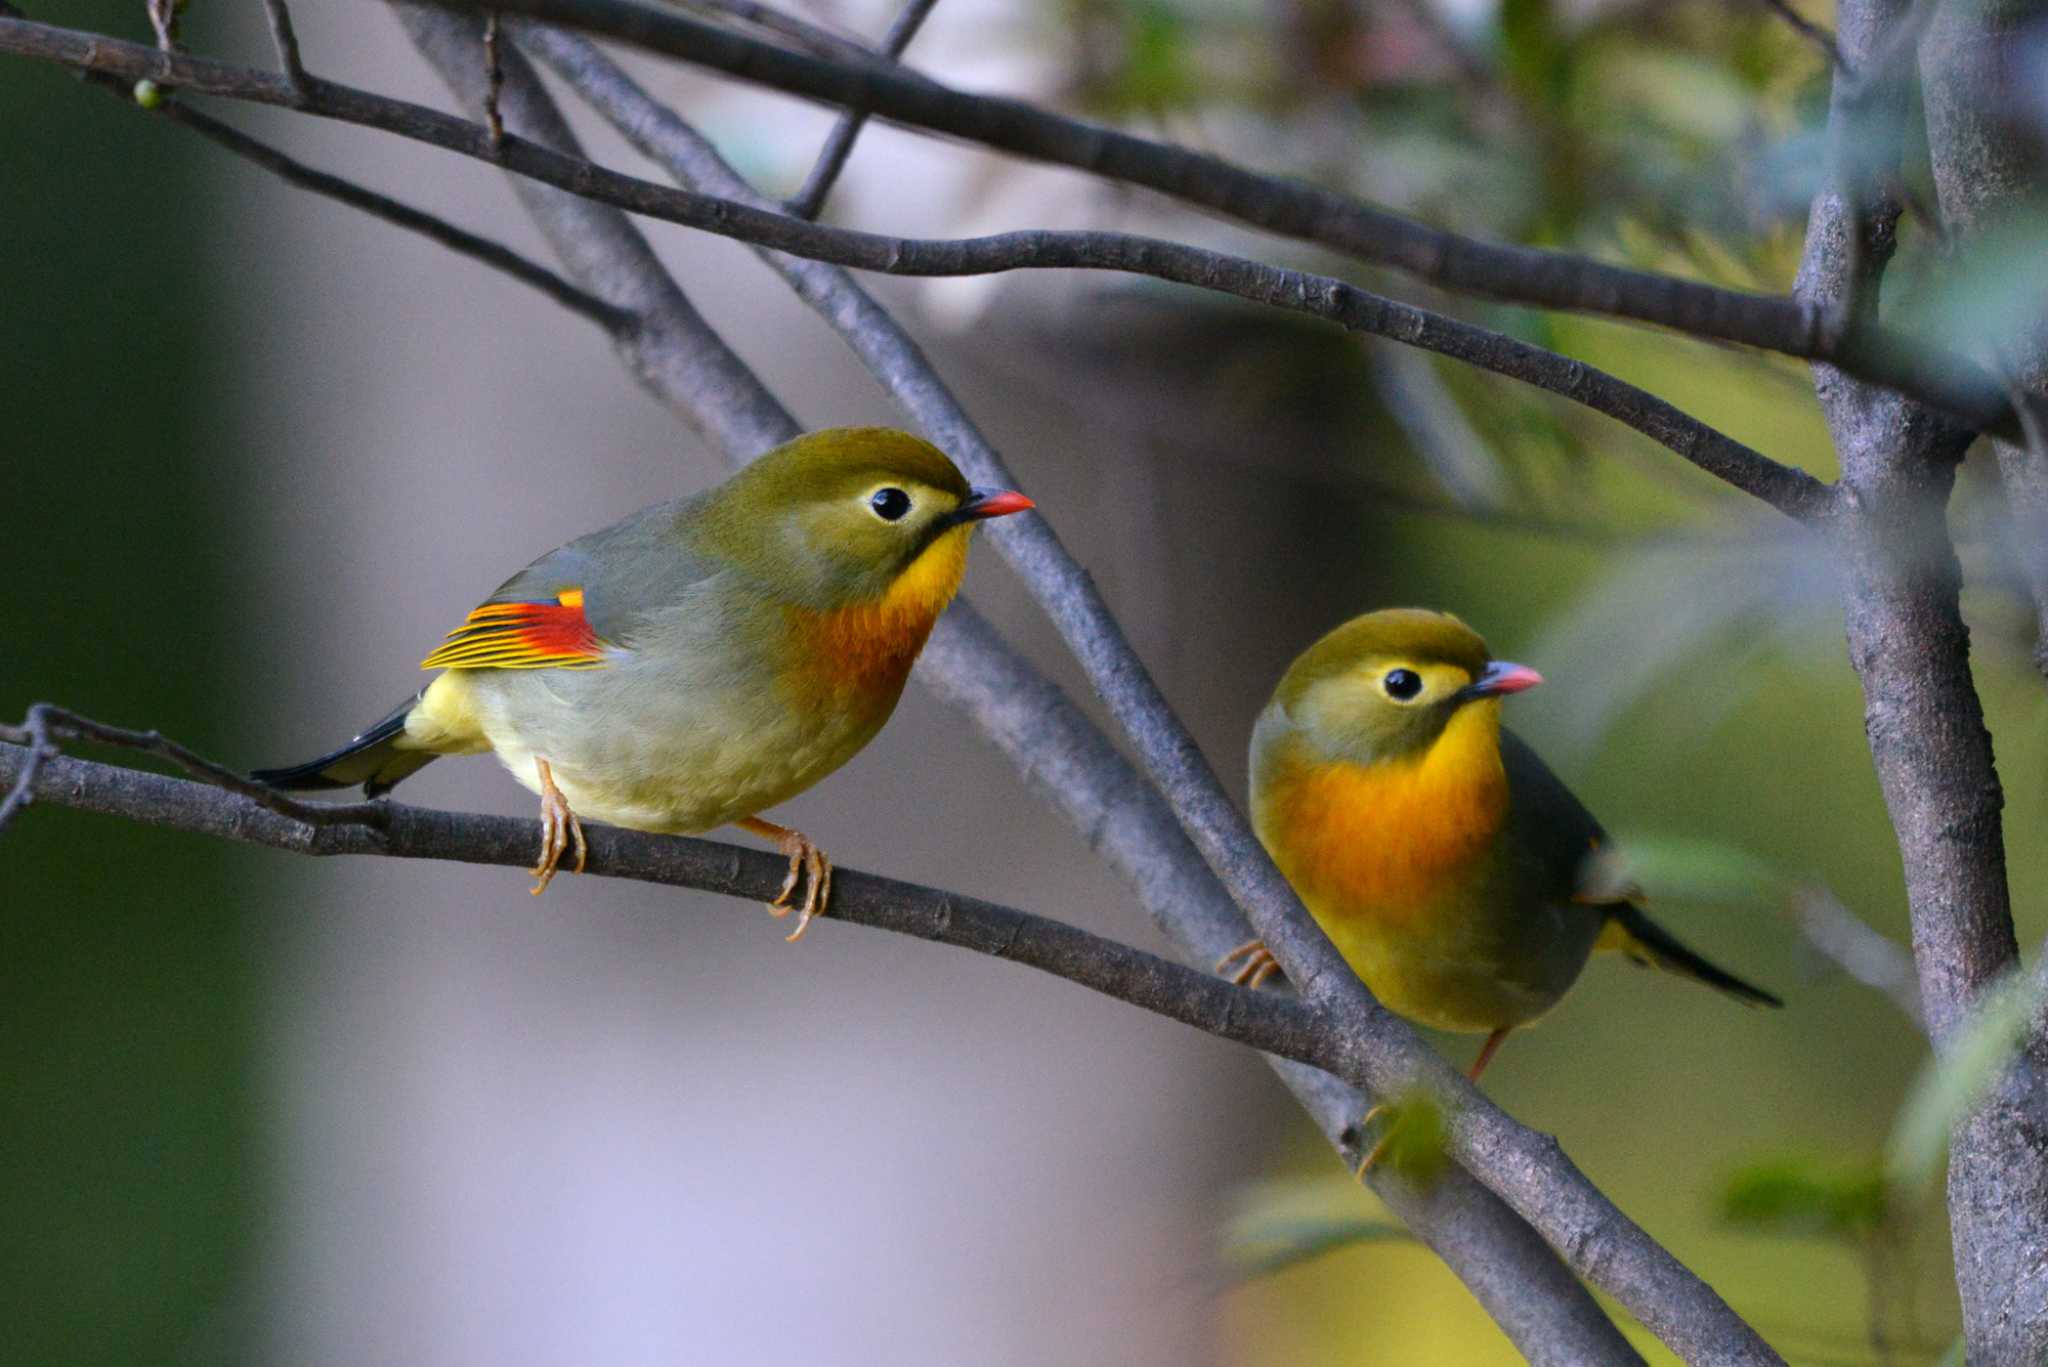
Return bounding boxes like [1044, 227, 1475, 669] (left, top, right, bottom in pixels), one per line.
[1383, 668, 1423, 701]
[869, 487, 912, 521]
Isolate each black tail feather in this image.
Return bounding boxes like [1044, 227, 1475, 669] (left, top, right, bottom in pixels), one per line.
[1604, 905, 1783, 1008]
[252, 695, 435, 797]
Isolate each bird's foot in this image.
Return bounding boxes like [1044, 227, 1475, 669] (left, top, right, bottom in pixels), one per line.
[1216, 937, 1284, 990]
[738, 816, 832, 942]
[529, 757, 587, 895]
[1351, 1094, 1452, 1185]
[1352, 1103, 1392, 1180]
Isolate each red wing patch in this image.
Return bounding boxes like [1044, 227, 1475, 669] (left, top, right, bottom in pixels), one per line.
[420, 588, 608, 671]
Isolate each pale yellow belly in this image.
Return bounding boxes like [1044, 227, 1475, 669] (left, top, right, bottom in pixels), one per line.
[407, 666, 897, 834]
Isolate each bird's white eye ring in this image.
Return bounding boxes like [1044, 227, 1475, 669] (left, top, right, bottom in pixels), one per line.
[869, 487, 912, 521]
[1383, 668, 1423, 701]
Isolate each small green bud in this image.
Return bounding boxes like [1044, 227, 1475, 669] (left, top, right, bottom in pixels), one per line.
[133, 79, 163, 109]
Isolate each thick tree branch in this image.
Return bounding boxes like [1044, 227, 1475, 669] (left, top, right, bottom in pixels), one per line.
[420, 0, 2014, 434]
[1799, 0, 2048, 1357]
[0, 13, 1829, 522]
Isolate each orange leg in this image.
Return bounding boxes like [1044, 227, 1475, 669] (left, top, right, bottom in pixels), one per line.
[1354, 1027, 1514, 1180]
[1216, 937, 1284, 990]
[529, 757, 587, 896]
[737, 815, 833, 943]
[1468, 1026, 1512, 1084]
[1353, 1102, 1394, 1180]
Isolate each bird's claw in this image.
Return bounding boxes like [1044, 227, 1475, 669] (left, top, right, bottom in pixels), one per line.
[742, 817, 832, 942]
[1352, 1103, 1392, 1180]
[1216, 937, 1283, 990]
[529, 756, 586, 895]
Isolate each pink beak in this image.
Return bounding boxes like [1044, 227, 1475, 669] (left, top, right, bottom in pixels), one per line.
[1464, 660, 1544, 699]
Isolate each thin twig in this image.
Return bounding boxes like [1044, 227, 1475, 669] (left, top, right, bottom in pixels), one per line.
[418, 0, 2014, 437]
[146, 0, 178, 52]
[1792, 888, 1925, 1030]
[0, 707, 54, 835]
[784, 0, 939, 220]
[0, 704, 386, 830]
[151, 99, 636, 334]
[483, 9, 505, 148]
[261, 0, 309, 97]
[1756, 0, 1846, 70]
[661, 0, 879, 67]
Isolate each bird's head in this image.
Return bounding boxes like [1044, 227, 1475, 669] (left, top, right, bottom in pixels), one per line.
[1271, 608, 1542, 765]
[701, 427, 1033, 609]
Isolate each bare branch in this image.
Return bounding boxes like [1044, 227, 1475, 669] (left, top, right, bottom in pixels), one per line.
[390, 25, 1578, 1325]
[483, 10, 506, 147]
[668, 0, 880, 67]
[1801, 0, 2048, 1357]
[421, 0, 2015, 435]
[260, 0, 309, 96]
[1792, 888, 1924, 1031]
[784, 0, 940, 220]
[0, 737, 1333, 1059]
[403, 7, 802, 455]
[0, 12, 1829, 522]
[152, 100, 635, 333]
[510, 23, 1783, 1364]
[0, 12, 1787, 1355]
[1992, 394, 2048, 681]
[1754, 0, 1845, 70]
[0, 704, 384, 831]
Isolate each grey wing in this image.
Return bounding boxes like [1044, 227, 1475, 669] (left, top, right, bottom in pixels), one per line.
[482, 495, 716, 647]
[1500, 729, 1616, 904]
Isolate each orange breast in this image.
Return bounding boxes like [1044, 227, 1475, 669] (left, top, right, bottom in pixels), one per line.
[780, 527, 970, 709]
[1257, 706, 1510, 921]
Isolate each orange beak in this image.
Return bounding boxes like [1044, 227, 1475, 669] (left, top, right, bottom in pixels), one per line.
[951, 487, 1036, 524]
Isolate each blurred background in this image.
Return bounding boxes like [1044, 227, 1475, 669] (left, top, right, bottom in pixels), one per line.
[8, 0, 2048, 1361]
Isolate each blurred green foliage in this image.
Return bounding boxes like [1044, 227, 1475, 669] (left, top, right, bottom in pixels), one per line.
[1, 3, 255, 1363]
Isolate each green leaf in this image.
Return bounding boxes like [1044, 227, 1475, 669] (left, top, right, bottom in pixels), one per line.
[1580, 833, 1789, 907]
[1718, 1157, 1888, 1242]
[1886, 972, 2048, 1195]
[1221, 1176, 1416, 1282]
[1222, 1214, 1416, 1281]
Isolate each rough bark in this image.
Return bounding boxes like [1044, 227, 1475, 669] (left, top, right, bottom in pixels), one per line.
[1801, 0, 2048, 1356]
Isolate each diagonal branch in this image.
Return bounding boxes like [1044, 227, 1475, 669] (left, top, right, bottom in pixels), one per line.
[428, 14, 1647, 1358]
[783, 0, 941, 219]
[449, 20, 1777, 1364]
[422, 0, 2013, 435]
[152, 99, 634, 334]
[383, 17, 1647, 1359]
